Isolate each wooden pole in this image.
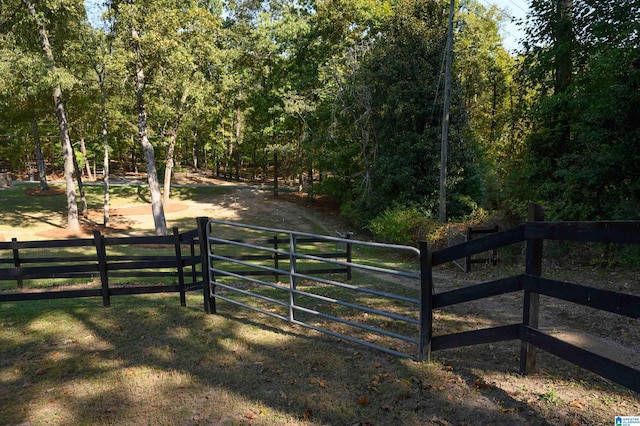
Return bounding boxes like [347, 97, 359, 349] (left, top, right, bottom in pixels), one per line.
[197, 217, 215, 314]
[11, 238, 23, 289]
[418, 241, 433, 361]
[520, 203, 544, 374]
[94, 231, 110, 307]
[173, 227, 186, 307]
[438, 0, 455, 223]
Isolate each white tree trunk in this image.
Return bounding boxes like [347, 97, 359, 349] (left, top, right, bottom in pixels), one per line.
[163, 82, 190, 206]
[80, 135, 94, 181]
[133, 27, 167, 236]
[101, 78, 110, 227]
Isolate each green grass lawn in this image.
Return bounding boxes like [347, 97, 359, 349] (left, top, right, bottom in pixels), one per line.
[0, 293, 465, 426]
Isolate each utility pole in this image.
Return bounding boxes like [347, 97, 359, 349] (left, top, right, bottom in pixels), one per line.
[439, 0, 455, 223]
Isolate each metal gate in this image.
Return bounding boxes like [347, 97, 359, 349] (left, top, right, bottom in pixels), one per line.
[201, 219, 426, 360]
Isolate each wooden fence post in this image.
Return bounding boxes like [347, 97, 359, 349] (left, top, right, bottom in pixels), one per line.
[418, 241, 433, 361]
[94, 230, 110, 307]
[190, 236, 197, 286]
[465, 227, 472, 272]
[197, 217, 215, 314]
[173, 227, 186, 307]
[520, 203, 544, 374]
[11, 238, 23, 289]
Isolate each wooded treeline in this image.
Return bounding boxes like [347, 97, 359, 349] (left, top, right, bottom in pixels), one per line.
[1, 0, 638, 235]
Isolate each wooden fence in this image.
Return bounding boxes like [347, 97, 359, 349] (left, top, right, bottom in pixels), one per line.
[1, 209, 638, 392]
[0, 217, 352, 307]
[419, 204, 640, 393]
[0, 228, 203, 306]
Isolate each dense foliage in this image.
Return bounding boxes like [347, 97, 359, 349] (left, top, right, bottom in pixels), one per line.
[508, 0, 640, 220]
[1, 0, 637, 235]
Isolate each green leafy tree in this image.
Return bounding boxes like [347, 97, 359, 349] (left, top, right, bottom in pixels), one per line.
[514, 0, 640, 220]
[5, 0, 87, 230]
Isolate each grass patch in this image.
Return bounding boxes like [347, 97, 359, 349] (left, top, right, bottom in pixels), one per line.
[0, 293, 508, 426]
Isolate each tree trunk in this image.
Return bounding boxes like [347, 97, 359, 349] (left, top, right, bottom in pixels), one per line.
[133, 27, 167, 236]
[555, 0, 573, 151]
[31, 118, 49, 191]
[163, 82, 190, 206]
[98, 68, 110, 226]
[23, 0, 79, 231]
[71, 146, 88, 217]
[274, 150, 279, 197]
[235, 105, 241, 181]
[80, 134, 94, 181]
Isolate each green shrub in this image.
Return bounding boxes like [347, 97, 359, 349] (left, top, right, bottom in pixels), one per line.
[367, 206, 435, 246]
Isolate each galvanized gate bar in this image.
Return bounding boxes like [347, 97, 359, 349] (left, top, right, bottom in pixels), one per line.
[289, 287, 419, 324]
[292, 252, 421, 279]
[206, 218, 421, 255]
[205, 219, 422, 359]
[289, 318, 419, 360]
[289, 272, 420, 304]
[292, 305, 419, 343]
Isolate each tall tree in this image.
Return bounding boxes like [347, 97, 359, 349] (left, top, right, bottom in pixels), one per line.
[21, 0, 80, 231]
[514, 0, 640, 220]
[108, 0, 171, 235]
[132, 22, 167, 235]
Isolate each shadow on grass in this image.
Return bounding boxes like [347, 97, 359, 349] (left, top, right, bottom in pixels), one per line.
[0, 295, 566, 426]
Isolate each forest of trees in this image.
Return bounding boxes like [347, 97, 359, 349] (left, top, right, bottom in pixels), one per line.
[0, 0, 638, 235]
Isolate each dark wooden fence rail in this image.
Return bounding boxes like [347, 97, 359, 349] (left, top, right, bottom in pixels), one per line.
[421, 205, 640, 393]
[0, 225, 350, 306]
[0, 227, 203, 306]
[462, 225, 499, 272]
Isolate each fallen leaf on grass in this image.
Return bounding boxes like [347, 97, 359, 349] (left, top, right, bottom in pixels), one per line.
[245, 412, 257, 420]
[303, 409, 313, 420]
[358, 396, 369, 406]
[569, 401, 584, 409]
[371, 372, 390, 386]
[430, 415, 450, 425]
[472, 378, 491, 390]
[309, 377, 327, 388]
[400, 378, 412, 389]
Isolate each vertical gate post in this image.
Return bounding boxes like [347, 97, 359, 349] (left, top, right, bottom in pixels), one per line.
[197, 217, 215, 314]
[173, 227, 186, 307]
[288, 233, 297, 322]
[345, 232, 353, 280]
[94, 231, 110, 307]
[520, 203, 544, 374]
[418, 241, 433, 361]
[11, 238, 23, 289]
[273, 235, 279, 282]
